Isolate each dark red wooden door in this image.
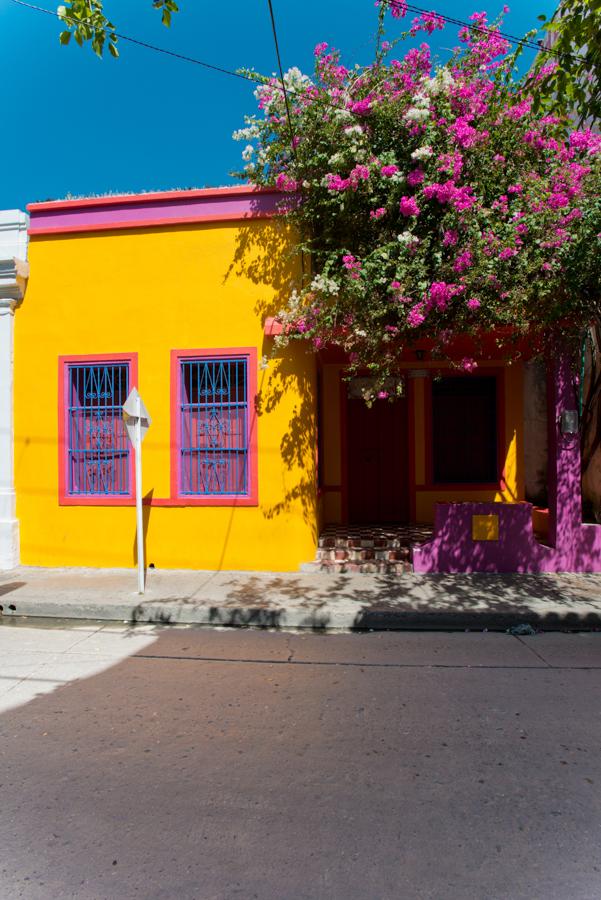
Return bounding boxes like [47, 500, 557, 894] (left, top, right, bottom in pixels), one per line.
[346, 396, 408, 523]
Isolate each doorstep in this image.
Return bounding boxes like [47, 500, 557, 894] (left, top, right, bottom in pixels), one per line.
[306, 524, 434, 574]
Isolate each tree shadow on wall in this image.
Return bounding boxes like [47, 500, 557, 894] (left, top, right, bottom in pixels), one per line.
[223, 217, 302, 320]
[256, 352, 318, 538]
[226, 217, 317, 542]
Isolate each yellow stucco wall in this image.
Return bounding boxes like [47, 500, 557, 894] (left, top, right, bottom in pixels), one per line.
[15, 220, 318, 571]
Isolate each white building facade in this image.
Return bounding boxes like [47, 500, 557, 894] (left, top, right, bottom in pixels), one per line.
[0, 209, 28, 568]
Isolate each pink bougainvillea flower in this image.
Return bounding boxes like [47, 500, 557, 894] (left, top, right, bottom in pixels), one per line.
[461, 357, 478, 372]
[453, 250, 473, 273]
[407, 304, 426, 327]
[442, 229, 458, 247]
[275, 173, 299, 192]
[437, 152, 463, 179]
[428, 281, 464, 310]
[548, 192, 570, 209]
[342, 254, 362, 279]
[409, 11, 444, 36]
[326, 173, 350, 191]
[505, 98, 532, 120]
[242, 5, 601, 385]
[349, 164, 371, 187]
[569, 130, 601, 154]
[350, 98, 373, 116]
[399, 195, 420, 216]
[377, 0, 408, 19]
[407, 168, 425, 186]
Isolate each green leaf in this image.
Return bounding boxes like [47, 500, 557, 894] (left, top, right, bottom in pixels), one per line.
[161, 8, 171, 26]
[59, 30, 71, 44]
[108, 41, 119, 57]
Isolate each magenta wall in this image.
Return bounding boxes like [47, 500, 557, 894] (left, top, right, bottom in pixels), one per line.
[413, 352, 601, 573]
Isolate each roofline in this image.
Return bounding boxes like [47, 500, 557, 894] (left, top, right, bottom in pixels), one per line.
[26, 184, 273, 213]
[27, 184, 287, 236]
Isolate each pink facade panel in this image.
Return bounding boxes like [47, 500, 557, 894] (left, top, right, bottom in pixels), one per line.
[28, 187, 283, 235]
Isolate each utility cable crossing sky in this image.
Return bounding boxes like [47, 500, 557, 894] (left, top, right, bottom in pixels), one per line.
[10, 0, 586, 84]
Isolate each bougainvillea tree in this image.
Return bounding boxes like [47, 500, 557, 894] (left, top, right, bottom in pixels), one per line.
[235, 1, 601, 396]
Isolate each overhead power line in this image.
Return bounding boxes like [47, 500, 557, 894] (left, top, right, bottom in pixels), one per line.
[11, 0, 586, 116]
[266, 0, 297, 152]
[388, 0, 586, 63]
[9, 0, 262, 84]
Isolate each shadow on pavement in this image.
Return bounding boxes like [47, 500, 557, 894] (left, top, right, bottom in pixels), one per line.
[1, 626, 601, 899]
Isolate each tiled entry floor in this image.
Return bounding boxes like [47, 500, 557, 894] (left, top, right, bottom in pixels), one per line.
[313, 524, 434, 574]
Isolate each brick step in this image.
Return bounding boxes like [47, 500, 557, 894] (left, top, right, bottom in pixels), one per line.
[302, 560, 413, 575]
[318, 537, 413, 550]
[317, 547, 411, 562]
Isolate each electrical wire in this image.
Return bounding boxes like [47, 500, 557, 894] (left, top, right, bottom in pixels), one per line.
[266, 0, 297, 153]
[388, 0, 586, 62]
[11, 0, 583, 120]
[391, 0, 542, 52]
[9, 0, 263, 84]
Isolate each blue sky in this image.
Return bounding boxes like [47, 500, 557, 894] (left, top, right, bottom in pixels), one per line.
[1, 0, 557, 210]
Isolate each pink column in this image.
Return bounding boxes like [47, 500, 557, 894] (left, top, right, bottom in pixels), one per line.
[546, 349, 581, 566]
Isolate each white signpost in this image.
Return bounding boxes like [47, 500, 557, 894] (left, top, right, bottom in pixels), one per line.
[122, 387, 152, 594]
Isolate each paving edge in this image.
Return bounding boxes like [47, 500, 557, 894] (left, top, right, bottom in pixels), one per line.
[3, 597, 601, 631]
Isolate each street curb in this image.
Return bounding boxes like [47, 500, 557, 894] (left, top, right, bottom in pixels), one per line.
[4, 567, 601, 632]
[5, 595, 601, 631]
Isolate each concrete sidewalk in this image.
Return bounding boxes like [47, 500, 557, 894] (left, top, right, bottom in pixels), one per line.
[2, 565, 601, 630]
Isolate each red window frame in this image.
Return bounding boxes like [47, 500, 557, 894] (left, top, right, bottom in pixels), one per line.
[58, 353, 138, 506]
[170, 348, 258, 507]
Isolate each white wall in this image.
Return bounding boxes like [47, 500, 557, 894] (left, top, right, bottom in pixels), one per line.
[0, 209, 29, 568]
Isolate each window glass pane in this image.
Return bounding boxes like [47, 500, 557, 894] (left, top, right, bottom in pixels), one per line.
[432, 376, 497, 483]
[180, 357, 249, 496]
[67, 363, 130, 495]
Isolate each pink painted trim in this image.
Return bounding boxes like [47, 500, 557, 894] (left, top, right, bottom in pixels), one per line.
[28, 186, 284, 236]
[170, 347, 259, 507]
[264, 317, 284, 336]
[28, 184, 273, 211]
[58, 353, 138, 506]
[30, 211, 278, 237]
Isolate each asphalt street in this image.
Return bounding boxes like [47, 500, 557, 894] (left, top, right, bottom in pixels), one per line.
[1, 620, 601, 900]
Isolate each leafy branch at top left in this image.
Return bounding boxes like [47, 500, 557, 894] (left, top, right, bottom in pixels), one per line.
[57, 0, 180, 58]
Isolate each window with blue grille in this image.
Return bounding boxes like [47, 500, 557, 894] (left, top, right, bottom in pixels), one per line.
[179, 356, 249, 496]
[67, 363, 130, 496]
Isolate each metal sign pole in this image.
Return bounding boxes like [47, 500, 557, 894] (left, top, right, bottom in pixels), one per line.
[134, 392, 145, 594]
[122, 386, 151, 595]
